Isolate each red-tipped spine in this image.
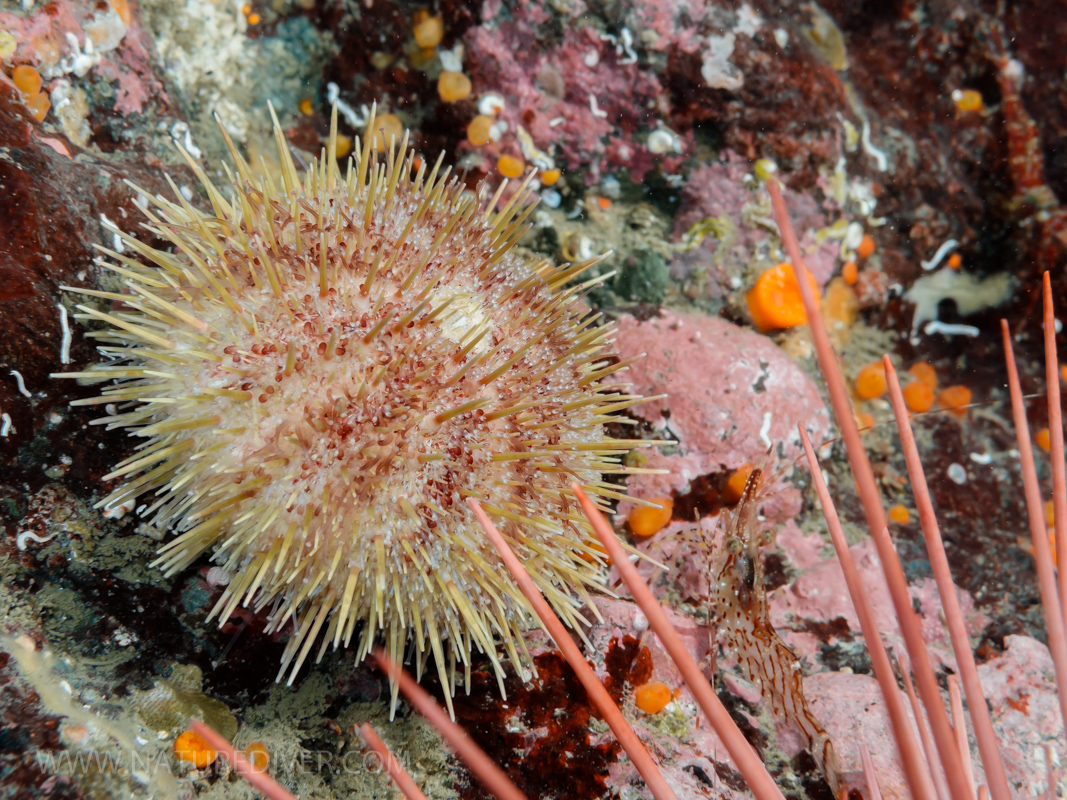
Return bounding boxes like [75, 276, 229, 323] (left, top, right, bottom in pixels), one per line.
[1000, 319, 1067, 729]
[882, 357, 1011, 800]
[468, 498, 680, 800]
[766, 176, 969, 800]
[358, 723, 429, 800]
[372, 648, 530, 800]
[571, 483, 788, 800]
[1042, 272, 1067, 635]
[188, 719, 297, 800]
[799, 428, 937, 800]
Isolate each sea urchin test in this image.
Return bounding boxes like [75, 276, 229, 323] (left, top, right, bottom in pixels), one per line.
[56, 107, 654, 712]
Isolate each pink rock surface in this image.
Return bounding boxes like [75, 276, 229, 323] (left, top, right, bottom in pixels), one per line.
[978, 634, 1066, 795]
[615, 310, 830, 499]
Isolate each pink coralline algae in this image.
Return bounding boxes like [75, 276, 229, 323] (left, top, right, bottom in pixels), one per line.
[615, 309, 830, 499]
[462, 0, 681, 182]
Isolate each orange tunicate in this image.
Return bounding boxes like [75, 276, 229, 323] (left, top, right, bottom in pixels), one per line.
[467, 114, 493, 146]
[245, 741, 269, 772]
[855, 411, 875, 430]
[947, 252, 962, 270]
[954, 89, 983, 113]
[596, 196, 612, 210]
[1046, 499, 1056, 528]
[746, 263, 820, 332]
[1035, 427, 1052, 452]
[174, 730, 217, 768]
[12, 65, 43, 96]
[855, 361, 887, 400]
[497, 154, 524, 178]
[888, 504, 910, 524]
[369, 114, 404, 151]
[628, 497, 673, 537]
[1061, 365, 1067, 383]
[938, 384, 972, 417]
[437, 71, 472, 102]
[907, 361, 937, 391]
[903, 379, 935, 413]
[723, 463, 754, 504]
[634, 681, 672, 714]
[298, 97, 314, 116]
[334, 134, 352, 159]
[856, 234, 876, 259]
[413, 14, 444, 49]
[25, 92, 50, 122]
[841, 260, 858, 285]
[541, 168, 561, 186]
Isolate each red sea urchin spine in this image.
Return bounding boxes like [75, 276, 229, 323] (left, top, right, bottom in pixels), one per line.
[54, 104, 661, 714]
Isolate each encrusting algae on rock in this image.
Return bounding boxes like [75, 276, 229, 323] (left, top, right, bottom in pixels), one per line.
[54, 104, 662, 716]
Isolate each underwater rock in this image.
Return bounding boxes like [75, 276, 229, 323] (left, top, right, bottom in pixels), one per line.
[616, 309, 830, 499]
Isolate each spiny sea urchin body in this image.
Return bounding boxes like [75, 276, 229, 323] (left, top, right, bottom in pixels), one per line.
[57, 110, 651, 708]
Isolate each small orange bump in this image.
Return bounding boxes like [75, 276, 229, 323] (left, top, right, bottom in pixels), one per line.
[467, 114, 493, 146]
[334, 134, 352, 159]
[25, 92, 50, 122]
[1035, 427, 1052, 452]
[903, 379, 935, 413]
[497, 154, 524, 178]
[855, 411, 875, 430]
[108, 0, 132, 26]
[1061, 364, 1067, 383]
[245, 741, 269, 772]
[746, 263, 820, 332]
[298, 97, 314, 116]
[437, 71, 472, 102]
[855, 361, 887, 400]
[241, 3, 252, 13]
[634, 681, 672, 714]
[12, 65, 43, 96]
[1046, 499, 1056, 528]
[628, 497, 673, 538]
[369, 113, 404, 150]
[541, 168, 561, 186]
[174, 730, 217, 768]
[596, 196, 612, 210]
[248, 12, 261, 24]
[841, 260, 858, 285]
[413, 14, 444, 49]
[954, 89, 983, 113]
[938, 385, 972, 417]
[947, 252, 962, 270]
[907, 361, 937, 391]
[723, 464, 754, 504]
[856, 234, 876, 259]
[888, 504, 910, 524]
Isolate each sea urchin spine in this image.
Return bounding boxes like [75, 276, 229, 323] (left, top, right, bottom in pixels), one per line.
[55, 106, 657, 713]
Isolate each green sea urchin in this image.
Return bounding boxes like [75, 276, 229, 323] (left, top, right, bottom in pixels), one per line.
[56, 107, 654, 712]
